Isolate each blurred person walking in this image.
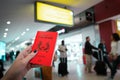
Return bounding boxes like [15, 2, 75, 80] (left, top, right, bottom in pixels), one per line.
[58, 40, 69, 76]
[98, 39, 112, 71]
[0, 59, 5, 79]
[10, 50, 14, 62]
[108, 33, 120, 80]
[15, 50, 20, 58]
[84, 36, 98, 73]
[5, 52, 10, 61]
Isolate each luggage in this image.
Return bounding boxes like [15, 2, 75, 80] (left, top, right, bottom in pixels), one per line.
[58, 62, 68, 76]
[0, 60, 4, 79]
[83, 54, 86, 65]
[92, 51, 99, 59]
[94, 51, 107, 76]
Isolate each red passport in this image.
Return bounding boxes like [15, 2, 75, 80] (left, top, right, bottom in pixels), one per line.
[30, 31, 58, 66]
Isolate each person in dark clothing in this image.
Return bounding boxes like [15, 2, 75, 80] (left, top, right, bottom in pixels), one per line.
[15, 50, 20, 58]
[84, 36, 99, 73]
[98, 40, 113, 73]
[5, 53, 10, 61]
[0, 59, 5, 79]
[58, 40, 69, 76]
[10, 50, 14, 62]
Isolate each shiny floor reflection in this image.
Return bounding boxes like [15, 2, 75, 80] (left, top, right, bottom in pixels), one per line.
[52, 61, 120, 80]
[4, 60, 120, 80]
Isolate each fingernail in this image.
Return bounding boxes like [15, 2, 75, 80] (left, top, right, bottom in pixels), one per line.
[34, 50, 37, 53]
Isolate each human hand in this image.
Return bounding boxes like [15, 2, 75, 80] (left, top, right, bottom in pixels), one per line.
[113, 55, 118, 60]
[2, 45, 39, 80]
[98, 48, 101, 51]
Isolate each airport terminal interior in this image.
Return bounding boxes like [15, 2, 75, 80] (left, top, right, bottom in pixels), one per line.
[0, 0, 120, 80]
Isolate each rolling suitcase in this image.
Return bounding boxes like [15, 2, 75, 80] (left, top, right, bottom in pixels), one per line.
[94, 51, 107, 76]
[58, 62, 66, 76]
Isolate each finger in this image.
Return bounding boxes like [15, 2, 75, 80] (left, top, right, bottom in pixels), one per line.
[24, 45, 32, 54]
[27, 64, 41, 70]
[23, 50, 37, 63]
[16, 46, 32, 60]
[19, 45, 32, 57]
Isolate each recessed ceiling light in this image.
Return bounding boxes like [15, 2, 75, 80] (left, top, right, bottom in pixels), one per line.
[10, 47, 15, 51]
[7, 21, 11, 24]
[15, 37, 20, 41]
[7, 44, 12, 48]
[26, 28, 29, 31]
[3, 32, 7, 38]
[5, 28, 8, 31]
[57, 28, 65, 34]
[3, 35, 7, 38]
[16, 45, 19, 48]
[4, 32, 7, 35]
[21, 32, 26, 36]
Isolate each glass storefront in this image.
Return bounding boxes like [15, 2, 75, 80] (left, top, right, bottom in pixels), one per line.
[56, 34, 83, 63]
[0, 42, 6, 60]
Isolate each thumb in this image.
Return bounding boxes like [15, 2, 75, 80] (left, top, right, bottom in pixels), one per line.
[24, 50, 37, 63]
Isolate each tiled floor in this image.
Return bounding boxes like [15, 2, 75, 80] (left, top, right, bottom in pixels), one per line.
[53, 61, 107, 80]
[52, 61, 120, 80]
[3, 60, 120, 80]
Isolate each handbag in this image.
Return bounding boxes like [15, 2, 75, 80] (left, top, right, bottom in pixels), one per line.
[108, 54, 114, 62]
[53, 54, 57, 61]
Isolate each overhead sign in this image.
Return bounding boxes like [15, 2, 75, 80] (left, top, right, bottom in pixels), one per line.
[35, 2, 74, 26]
[44, 0, 81, 6]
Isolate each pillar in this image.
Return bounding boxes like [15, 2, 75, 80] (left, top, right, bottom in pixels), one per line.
[99, 20, 117, 52]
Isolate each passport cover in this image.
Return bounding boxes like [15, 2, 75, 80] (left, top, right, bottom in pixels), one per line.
[30, 31, 58, 66]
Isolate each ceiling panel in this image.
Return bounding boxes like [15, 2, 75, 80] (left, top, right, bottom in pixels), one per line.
[0, 0, 103, 50]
